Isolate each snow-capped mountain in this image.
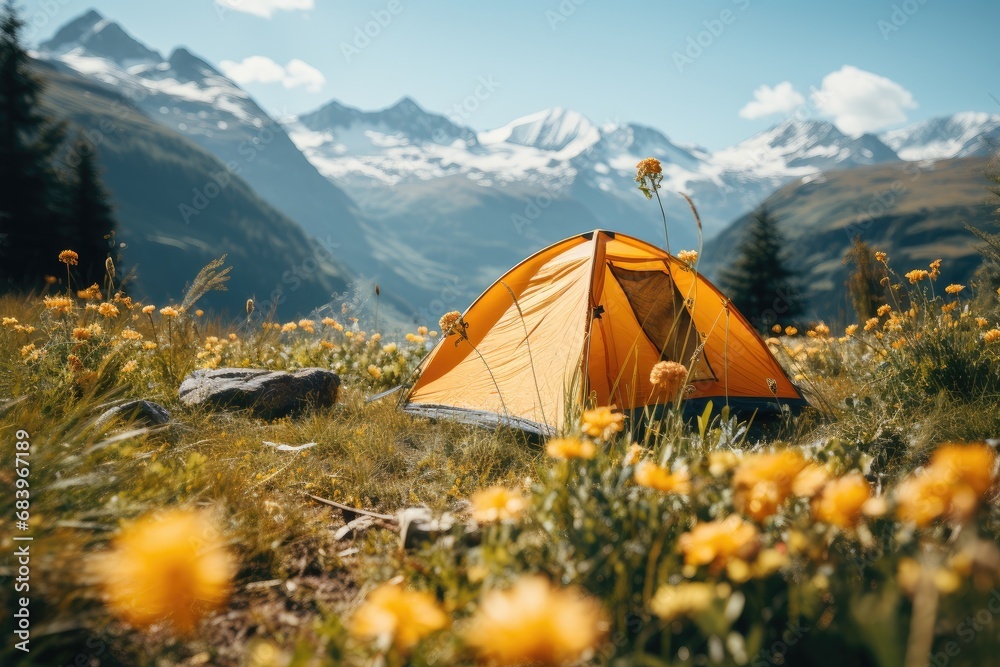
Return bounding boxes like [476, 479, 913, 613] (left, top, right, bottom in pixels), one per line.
[36, 10, 374, 278]
[34, 10, 1000, 322]
[880, 112, 1000, 160]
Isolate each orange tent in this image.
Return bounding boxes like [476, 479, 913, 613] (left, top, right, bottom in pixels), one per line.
[401, 230, 807, 435]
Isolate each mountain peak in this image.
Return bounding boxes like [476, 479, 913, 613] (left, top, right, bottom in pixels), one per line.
[481, 107, 600, 153]
[41, 10, 162, 67]
[168, 47, 222, 80]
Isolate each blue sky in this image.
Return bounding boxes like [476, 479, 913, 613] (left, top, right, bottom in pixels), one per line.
[19, 0, 1000, 149]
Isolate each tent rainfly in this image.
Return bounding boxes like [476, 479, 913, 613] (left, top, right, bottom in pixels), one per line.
[400, 230, 808, 436]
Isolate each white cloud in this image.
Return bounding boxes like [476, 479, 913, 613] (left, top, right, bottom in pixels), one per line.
[811, 65, 917, 135]
[220, 55, 326, 92]
[738, 82, 806, 119]
[216, 0, 314, 19]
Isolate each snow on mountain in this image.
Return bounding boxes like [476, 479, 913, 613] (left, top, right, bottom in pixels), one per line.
[880, 112, 1000, 160]
[36, 10, 375, 288]
[40, 9, 162, 67]
[479, 108, 600, 155]
[712, 119, 898, 177]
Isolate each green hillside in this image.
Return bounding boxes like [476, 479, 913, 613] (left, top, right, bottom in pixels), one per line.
[701, 157, 995, 323]
[34, 60, 352, 317]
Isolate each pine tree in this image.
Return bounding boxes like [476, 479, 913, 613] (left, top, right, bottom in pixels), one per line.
[720, 208, 802, 331]
[844, 236, 886, 322]
[68, 138, 117, 286]
[0, 0, 66, 286]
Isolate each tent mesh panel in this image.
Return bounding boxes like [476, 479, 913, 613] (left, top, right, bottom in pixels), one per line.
[608, 264, 716, 381]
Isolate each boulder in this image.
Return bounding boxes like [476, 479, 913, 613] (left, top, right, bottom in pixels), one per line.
[178, 367, 340, 418]
[94, 399, 171, 429]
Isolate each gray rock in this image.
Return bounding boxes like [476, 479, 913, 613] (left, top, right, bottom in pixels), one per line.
[95, 400, 171, 429]
[178, 367, 340, 418]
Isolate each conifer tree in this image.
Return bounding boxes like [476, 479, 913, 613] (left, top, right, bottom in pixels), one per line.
[844, 236, 886, 322]
[68, 139, 117, 286]
[0, 0, 66, 286]
[720, 208, 802, 331]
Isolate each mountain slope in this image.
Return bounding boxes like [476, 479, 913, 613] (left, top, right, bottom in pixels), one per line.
[37, 10, 376, 282]
[35, 59, 351, 316]
[700, 157, 993, 323]
[881, 113, 1000, 160]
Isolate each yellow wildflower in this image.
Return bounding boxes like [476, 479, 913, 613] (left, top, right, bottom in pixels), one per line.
[367, 365, 382, 380]
[298, 319, 315, 333]
[94, 510, 234, 634]
[141, 305, 155, 315]
[733, 450, 808, 521]
[813, 474, 871, 529]
[546, 437, 596, 460]
[677, 249, 699, 266]
[845, 324, 858, 337]
[43, 295, 73, 315]
[159, 306, 179, 317]
[122, 360, 139, 373]
[98, 302, 120, 318]
[679, 516, 760, 570]
[649, 361, 688, 400]
[464, 576, 607, 666]
[470, 486, 527, 524]
[905, 269, 929, 284]
[120, 328, 143, 341]
[580, 406, 624, 441]
[877, 304, 892, 316]
[784, 326, 798, 336]
[634, 461, 690, 494]
[945, 284, 965, 295]
[929, 258, 942, 279]
[439, 311, 465, 338]
[58, 249, 79, 265]
[875, 251, 887, 262]
[864, 317, 879, 332]
[976, 317, 988, 328]
[72, 327, 91, 341]
[417, 326, 429, 336]
[896, 443, 997, 527]
[77, 283, 102, 300]
[350, 583, 448, 655]
[984, 329, 1000, 343]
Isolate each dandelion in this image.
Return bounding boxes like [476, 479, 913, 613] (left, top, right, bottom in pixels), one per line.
[159, 306, 179, 317]
[43, 295, 73, 315]
[905, 269, 929, 284]
[350, 583, 448, 655]
[122, 360, 139, 373]
[72, 327, 91, 341]
[945, 284, 965, 295]
[733, 450, 808, 521]
[580, 406, 624, 441]
[98, 302, 120, 318]
[367, 365, 382, 380]
[634, 461, 690, 494]
[94, 509, 234, 634]
[470, 486, 527, 524]
[58, 250, 79, 266]
[845, 324, 858, 337]
[650, 582, 721, 622]
[875, 251, 887, 263]
[677, 249, 698, 266]
[813, 474, 871, 529]
[649, 361, 688, 400]
[784, 326, 798, 336]
[464, 576, 607, 666]
[546, 437, 596, 460]
[298, 319, 315, 333]
[77, 283, 102, 300]
[984, 329, 1000, 343]
[679, 516, 760, 570]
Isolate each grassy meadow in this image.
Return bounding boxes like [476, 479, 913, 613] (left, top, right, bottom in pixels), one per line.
[2, 250, 1000, 667]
